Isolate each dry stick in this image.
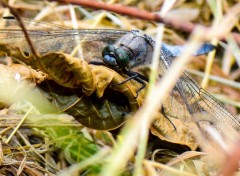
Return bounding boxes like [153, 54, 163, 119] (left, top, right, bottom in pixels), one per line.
[55, 0, 195, 31]
[0, 0, 39, 59]
[55, 0, 240, 45]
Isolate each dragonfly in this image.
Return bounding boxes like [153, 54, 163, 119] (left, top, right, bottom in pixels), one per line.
[0, 16, 239, 132]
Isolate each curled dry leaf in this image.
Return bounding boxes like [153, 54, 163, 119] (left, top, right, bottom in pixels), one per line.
[0, 43, 146, 130]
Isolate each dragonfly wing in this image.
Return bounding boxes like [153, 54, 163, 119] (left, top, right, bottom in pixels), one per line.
[159, 43, 240, 133]
[0, 17, 128, 61]
[170, 72, 240, 132]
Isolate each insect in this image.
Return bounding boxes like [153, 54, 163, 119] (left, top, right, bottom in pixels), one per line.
[97, 30, 215, 97]
[95, 30, 240, 132]
[0, 16, 239, 132]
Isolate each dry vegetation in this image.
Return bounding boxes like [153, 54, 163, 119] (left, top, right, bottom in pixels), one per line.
[0, 0, 239, 175]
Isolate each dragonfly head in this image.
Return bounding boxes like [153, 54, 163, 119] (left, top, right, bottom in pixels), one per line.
[102, 44, 130, 69]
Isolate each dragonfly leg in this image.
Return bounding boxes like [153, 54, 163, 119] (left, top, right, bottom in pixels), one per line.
[124, 69, 147, 98]
[112, 74, 139, 86]
[132, 77, 146, 98]
[124, 69, 148, 82]
[161, 105, 176, 131]
[89, 63, 147, 98]
[112, 69, 147, 98]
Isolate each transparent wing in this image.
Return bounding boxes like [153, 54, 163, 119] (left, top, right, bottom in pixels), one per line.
[159, 47, 240, 132]
[0, 17, 128, 61]
[175, 73, 240, 130]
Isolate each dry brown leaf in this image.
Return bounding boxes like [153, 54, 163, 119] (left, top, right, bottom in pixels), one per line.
[151, 114, 198, 150]
[0, 43, 147, 130]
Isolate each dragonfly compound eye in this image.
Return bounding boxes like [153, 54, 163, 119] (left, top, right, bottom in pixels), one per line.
[114, 48, 130, 68]
[102, 44, 115, 57]
[102, 45, 117, 66]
